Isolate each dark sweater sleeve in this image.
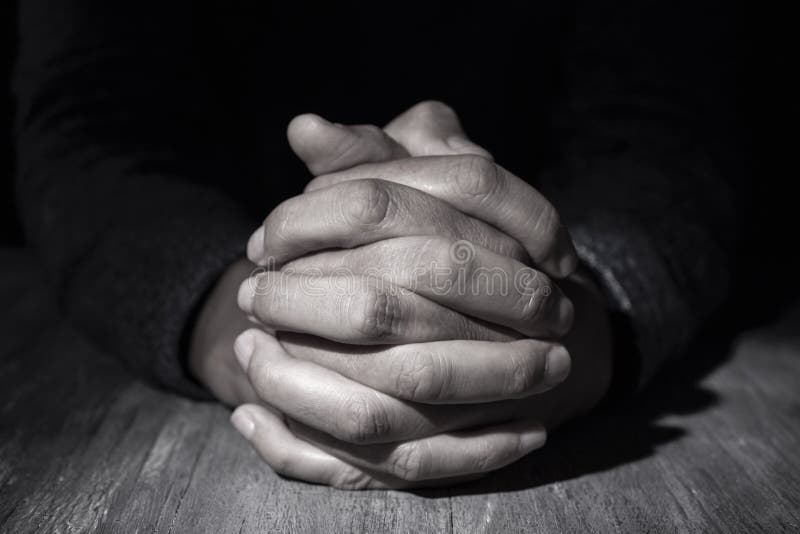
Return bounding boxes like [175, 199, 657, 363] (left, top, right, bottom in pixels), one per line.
[540, 0, 742, 389]
[13, 0, 253, 397]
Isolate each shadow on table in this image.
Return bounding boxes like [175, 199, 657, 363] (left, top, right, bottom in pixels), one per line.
[412, 318, 744, 498]
[413, 296, 800, 498]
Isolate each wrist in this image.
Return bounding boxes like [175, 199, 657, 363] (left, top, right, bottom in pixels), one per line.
[189, 257, 257, 405]
[562, 268, 614, 408]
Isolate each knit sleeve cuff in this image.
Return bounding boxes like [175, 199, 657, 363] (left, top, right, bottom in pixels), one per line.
[566, 214, 693, 391]
[61, 179, 254, 398]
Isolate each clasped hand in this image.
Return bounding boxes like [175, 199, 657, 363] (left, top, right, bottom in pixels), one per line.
[190, 102, 613, 489]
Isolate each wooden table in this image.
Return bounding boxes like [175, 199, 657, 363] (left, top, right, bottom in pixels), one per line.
[1, 248, 798, 533]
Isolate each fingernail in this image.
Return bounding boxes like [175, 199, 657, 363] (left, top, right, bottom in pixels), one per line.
[234, 331, 255, 370]
[557, 295, 575, 333]
[237, 279, 255, 315]
[545, 288, 575, 338]
[554, 225, 578, 278]
[309, 114, 345, 131]
[246, 226, 265, 263]
[231, 408, 255, 440]
[520, 422, 547, 449]
[544, 345, 571, 386]
[559, 252, 578, 278]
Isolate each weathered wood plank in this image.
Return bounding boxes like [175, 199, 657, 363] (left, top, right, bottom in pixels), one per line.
[1, 249, 798, 534]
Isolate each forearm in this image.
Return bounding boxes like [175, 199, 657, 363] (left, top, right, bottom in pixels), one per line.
[13, 0, 254, 396]
[541, 0, 742, 389]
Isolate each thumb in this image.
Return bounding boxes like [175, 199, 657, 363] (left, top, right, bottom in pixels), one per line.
[384, 101, 492, 159]
[287, 114, 408, 176]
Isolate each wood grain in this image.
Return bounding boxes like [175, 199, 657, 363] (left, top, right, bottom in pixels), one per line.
[1, 249, 798, 533]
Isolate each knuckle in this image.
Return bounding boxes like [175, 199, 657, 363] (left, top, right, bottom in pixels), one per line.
[473, 439, 499, 472]
[503, 346, 542, 397]
[530, 203, 562, 256]
[497, 239, 529, 264]
[414, 237, 469, 293]
[449, 155, 498, 198]
[513, 432, 528, 456]
[251, 279, 280, 321]
[353, 288, 402, 339]
[341, 180, 392, 228]
[514, 270, 551, 325]
[517, 286, 548, 326]
[331, 467, 373, 490]
[390, 442, 429, 481]
[340, 393, 390, 444]
[237, 277, 255, 312]
[262, 202, 294, 246]
[248, 350, 277, 391]
[390, 350, 444, 401]
[266, 448, 294, 476]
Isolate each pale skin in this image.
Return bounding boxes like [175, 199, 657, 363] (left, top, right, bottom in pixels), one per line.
[189, 102, 613, 489]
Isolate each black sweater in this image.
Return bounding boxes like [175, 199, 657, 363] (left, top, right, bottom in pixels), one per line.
[13, 0, 741, 397]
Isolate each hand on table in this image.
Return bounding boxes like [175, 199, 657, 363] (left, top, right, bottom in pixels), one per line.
[191, 102, 613, 488]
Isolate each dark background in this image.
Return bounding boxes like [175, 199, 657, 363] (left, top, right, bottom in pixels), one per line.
[1, 1, 20, 245]
[1, 3, 798, 310]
